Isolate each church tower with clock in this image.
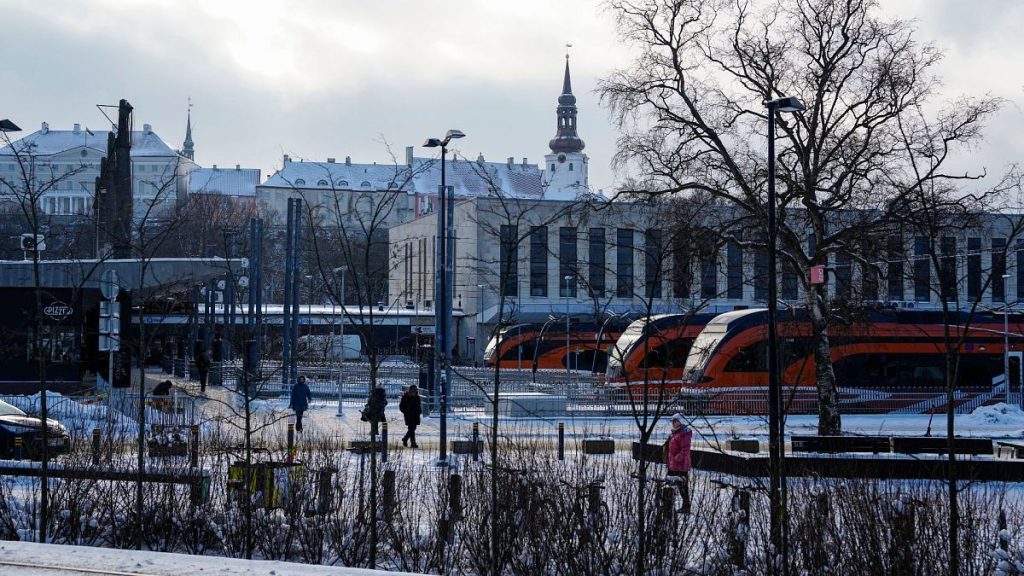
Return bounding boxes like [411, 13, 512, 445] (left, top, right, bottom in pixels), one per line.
[542, 55, 589, 200]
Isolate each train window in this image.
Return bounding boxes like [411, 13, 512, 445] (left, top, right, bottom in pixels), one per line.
[725, 341, 767, 372]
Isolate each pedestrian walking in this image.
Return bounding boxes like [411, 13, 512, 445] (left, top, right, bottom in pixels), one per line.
[196, 349, 211, 394]
[365, 385, 388, 435]
[289, 375, 313, 432]
[666, 412, 693, 513]
[399, 384, 422, 448]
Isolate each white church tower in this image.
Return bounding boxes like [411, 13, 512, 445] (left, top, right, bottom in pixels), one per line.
[542, 55, 588, 200]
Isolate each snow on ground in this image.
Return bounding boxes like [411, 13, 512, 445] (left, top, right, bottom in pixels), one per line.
[0, 541, 423, 575]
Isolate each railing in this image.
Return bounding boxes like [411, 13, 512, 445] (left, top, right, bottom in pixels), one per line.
[158, 357, 1018, 418]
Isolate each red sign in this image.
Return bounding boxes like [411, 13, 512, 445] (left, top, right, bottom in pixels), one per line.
[810, 265, 826, 285]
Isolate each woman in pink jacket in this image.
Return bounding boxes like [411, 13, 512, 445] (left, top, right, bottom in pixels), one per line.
[667, 412, 692, 513]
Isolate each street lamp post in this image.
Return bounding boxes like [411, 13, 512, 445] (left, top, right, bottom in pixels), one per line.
[1004, 274, 1012, 403]
[334, 266, 347, 417]
[764, 95, 805, 573]
[477, 283, 485, 364]
[564, 275, 573, 378]
[423, 129, 465, 465]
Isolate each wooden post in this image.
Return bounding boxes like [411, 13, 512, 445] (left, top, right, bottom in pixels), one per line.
[189, 425, 200, 468]
[287, 423, 295, 462]
[382, 469, 396, 521]
[558, 422, 565, 460]
[14, 436, 22, 460]
[382, 422, 389, 463]
[448, 473, 463, 520]
[91, 428, 101, 466]
[472, 422, 480, 462]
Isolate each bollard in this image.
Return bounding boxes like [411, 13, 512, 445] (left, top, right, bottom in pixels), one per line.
[381, 422, 389, 463]
[729, 488, 751, 570]
[448, 473, 464, 520]
[588, 482, 603, 516]
[14, 436, 23, 460]
[558, 422, 565, 460]
[190, 425, 200, 469]
[317, 467, 337, 515]
[92, 428, 101, 466]
[382, 469, 396, 521]
[660, 485, 675, 522]
[472, 422, 480, 462]
[287, 423, 295, 462]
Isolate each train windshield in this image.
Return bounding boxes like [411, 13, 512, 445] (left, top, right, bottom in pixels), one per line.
[483, 335, 498, 362]
[606, 318, 647, 377]
[683, 323, 730, 377]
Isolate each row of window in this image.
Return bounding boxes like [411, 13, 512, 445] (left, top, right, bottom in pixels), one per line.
[292, 178, 392, 189]
[499, 228, 1024, 302]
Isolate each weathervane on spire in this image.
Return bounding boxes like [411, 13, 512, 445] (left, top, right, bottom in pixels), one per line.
[565, 42, 573, 60]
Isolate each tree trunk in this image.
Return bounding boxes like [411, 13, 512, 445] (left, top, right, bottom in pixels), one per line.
[809, 290, 841, 435]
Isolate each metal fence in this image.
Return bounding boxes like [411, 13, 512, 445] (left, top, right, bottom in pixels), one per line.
[173, 360, 1016, 418]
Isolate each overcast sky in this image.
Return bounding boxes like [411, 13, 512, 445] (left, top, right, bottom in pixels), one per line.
[3, 0, 1021, 193]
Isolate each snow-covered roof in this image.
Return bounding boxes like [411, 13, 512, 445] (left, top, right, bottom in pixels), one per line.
[0, 124, 179, 158]
[261, 156, 543, 199]
[189, 166, 260, 196]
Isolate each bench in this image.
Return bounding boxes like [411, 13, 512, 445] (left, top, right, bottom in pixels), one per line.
[497, 393, 567, 417]
[891, 436, 993, 456]
[631, 441, 665, 464]
[583, 438, 616, 455]
[997, 441, 1024, 459]
[791, 435, 891, 454]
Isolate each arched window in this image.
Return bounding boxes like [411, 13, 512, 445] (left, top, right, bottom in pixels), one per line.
[295, 179, 306, 186]
[388, 183, 397, 189]
[361, 181, 371, 187]
[336, 180, 349, 187]
[317, 179, 328, 186]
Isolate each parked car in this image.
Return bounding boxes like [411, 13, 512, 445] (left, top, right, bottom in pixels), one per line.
[0, 399, 70, 459]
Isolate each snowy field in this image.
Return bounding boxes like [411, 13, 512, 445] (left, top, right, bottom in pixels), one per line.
[0, 541, 423, 575]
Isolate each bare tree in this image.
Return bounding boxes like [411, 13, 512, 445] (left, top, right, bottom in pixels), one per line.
[301, 146, 426, 569]
[885, 99, 1023, 573]
[0, 127, 96, 544]
[599, 0, 1010, 436]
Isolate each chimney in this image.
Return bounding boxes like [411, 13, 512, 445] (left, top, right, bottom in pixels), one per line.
[73, 123, 81, 134]
[41, 122, 49, 134]
[143, 123, 152, 134]
[327, 157, 335, 163]
[213, 164, 218, 169]
[507, 157, 514, 169]
[345, 156, 351, 166]
[406, 146, 414, 167]
[522, 157, 528, 168]
[235, 164, 240, 170]
[283, 154, 291, 164]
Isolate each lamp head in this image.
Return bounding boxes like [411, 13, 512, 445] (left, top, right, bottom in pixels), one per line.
[765, 96, 806, 113]
[445, 129, 465, 140]
[423, 138, 442, 148]
[0, 119, 21, 132]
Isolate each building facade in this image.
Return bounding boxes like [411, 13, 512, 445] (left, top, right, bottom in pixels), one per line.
[0, 122, 196, 219]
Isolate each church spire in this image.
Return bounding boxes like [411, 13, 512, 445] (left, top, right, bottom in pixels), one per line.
[181, 98, 194, 161]
[549, 51, 585, 154]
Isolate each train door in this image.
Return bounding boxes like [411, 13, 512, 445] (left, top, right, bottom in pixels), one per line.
[1010, 351, 1023, 404]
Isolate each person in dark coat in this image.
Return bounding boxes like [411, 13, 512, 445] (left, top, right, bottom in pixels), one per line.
[399, 384, 422, 448]
[195, 349, 211, 393]
[666, 412, 693, 513]
[367, 385, 388, 435]
[289, 375, 313, 432]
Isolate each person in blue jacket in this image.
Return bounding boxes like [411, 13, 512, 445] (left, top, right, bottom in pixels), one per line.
[289, 375, 313, 432]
